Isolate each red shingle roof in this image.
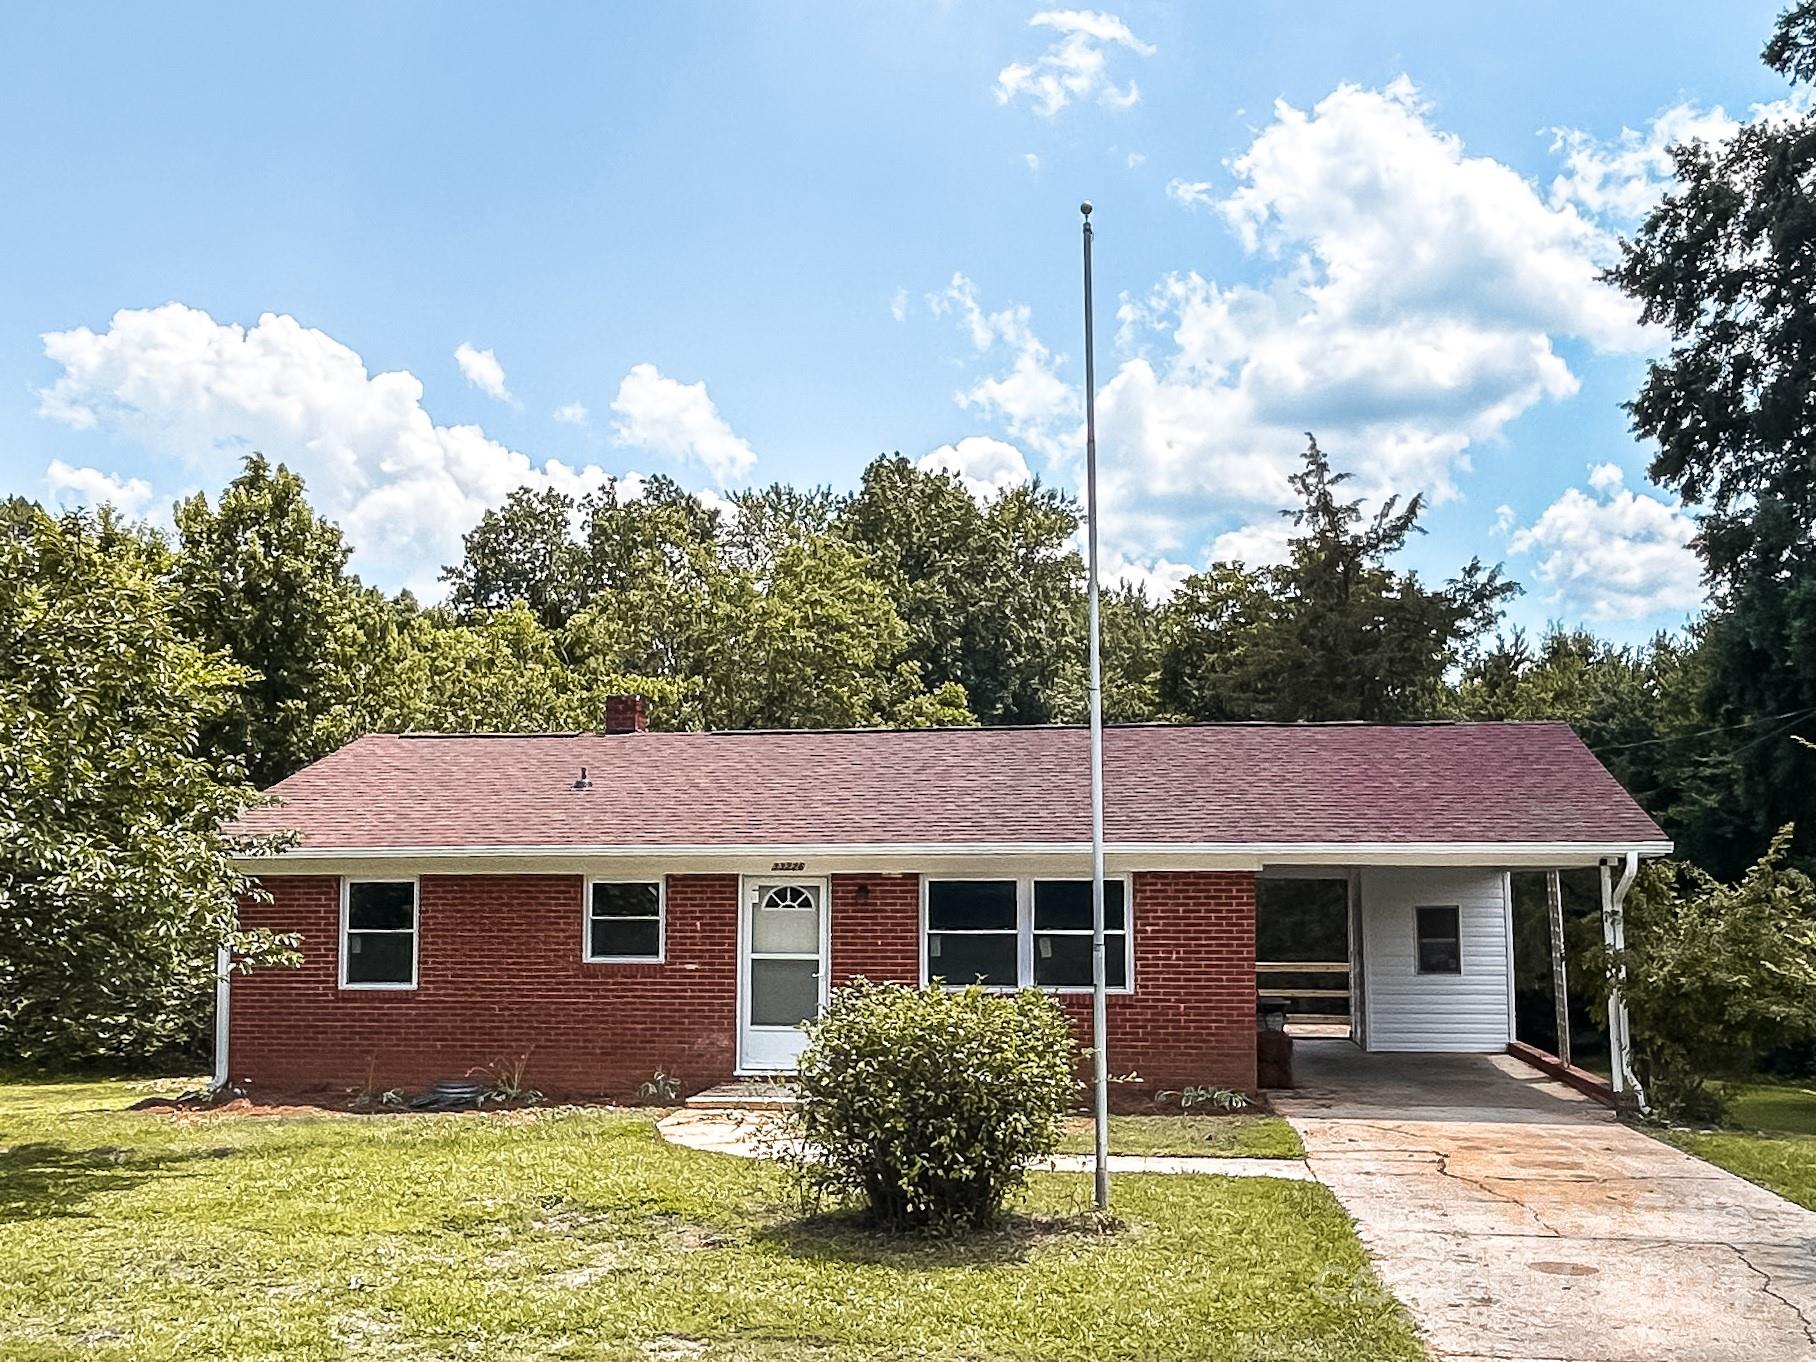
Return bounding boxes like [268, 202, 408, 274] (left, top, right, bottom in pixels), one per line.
[233, 722, 1667, 851]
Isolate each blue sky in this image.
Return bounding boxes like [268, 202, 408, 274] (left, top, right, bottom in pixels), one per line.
[0, 2, 1797, 639]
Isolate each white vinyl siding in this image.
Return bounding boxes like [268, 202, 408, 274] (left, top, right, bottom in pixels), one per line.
[1358, 867, 1512, 1052]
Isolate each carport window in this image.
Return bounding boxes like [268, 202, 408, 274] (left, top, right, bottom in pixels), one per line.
[1415, 905, 1462, 975]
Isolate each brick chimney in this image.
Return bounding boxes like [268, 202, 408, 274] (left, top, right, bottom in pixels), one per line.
[602, 694, 648, 734]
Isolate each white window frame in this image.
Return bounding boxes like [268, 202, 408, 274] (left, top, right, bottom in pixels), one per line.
[920, 874, 1135, 995]
[583, 877, 666, 964]
[1413, 903, 1464, 976]
[339, 877, 419, 991]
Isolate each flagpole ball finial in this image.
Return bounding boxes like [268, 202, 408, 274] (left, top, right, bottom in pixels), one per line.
[1080, 200, 1093, 216]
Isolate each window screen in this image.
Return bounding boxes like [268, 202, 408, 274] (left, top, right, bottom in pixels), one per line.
[1415, 905, 1462, 975]
[925, 880, 1018, 986]
[588, 881, 662, 960]
[1033, 879, 1128, 988]
[344, 880, 417, 986]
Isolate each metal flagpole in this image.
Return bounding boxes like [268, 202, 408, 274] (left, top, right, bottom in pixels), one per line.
[1081, 201, 1110, 1213]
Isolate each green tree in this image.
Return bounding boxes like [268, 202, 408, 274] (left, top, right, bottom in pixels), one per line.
[441, 486, 592, 628]
[174, 455, 392, 787]
[1611, 5, 1816, 874]
[0, 500, 294, 1065]
[1611, 827, 1816, 1121]
[321, 602, 686, 736]
[1160, 437, 1516, 722]
[837, 455, 1084, 725]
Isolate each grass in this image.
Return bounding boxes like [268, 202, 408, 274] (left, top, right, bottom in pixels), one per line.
[1056, 1113, 1305, 1159]
[0, 1077, 1419, 1362]
[1659, 1079, 1816, 1212]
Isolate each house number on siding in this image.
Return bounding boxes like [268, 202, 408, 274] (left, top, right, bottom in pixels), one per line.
[770, 861, 806, 872]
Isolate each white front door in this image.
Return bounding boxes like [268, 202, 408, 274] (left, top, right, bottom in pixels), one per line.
[737, 877, 829, 1073]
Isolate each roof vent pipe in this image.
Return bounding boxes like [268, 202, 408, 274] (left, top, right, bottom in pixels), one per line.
[573, 766, 592, 791]
[603, 694, 648, 735]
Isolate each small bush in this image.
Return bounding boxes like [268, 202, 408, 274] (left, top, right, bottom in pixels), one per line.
[791, 980, 1076, 1230]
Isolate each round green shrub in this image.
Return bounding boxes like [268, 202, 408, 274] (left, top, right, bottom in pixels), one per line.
[791, 980, 1077, 1230]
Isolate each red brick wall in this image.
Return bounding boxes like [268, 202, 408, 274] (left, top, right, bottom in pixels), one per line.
[230, 873, 738, 1097]
[828, 873, 920, 985]
[1067, 871, 1258, 1095]
[229, 868, 1256, 1098]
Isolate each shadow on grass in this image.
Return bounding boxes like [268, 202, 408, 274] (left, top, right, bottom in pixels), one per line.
[754, 1207, 1123, 1270]
[0, 1141, 231, 1221]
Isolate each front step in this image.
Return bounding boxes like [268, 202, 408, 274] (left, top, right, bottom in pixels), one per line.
[683, 1080, 798, 1111]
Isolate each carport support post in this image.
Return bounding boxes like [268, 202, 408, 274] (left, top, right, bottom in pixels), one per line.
[1545, 870, 1571, 1069]
[1600, 853, 1641, 1100]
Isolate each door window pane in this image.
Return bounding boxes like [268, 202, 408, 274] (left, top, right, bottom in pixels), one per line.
[749, 957, 819, 1026]
[752, 884, 820, 954]
[1416, 906, 1462, 975]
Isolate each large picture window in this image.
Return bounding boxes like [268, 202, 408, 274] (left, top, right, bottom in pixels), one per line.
[586, 880, 664, 961]
[341, 879, 417, 988]
[924, 876, 1133, 992]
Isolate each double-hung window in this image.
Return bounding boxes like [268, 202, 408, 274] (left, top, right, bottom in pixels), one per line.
[924, 876, 1133, 992]
[586, 880, 664, 961]
[924, 880, 1019, 986]
[1032, 879, 1128, 988]
[341, 879, 418, 989]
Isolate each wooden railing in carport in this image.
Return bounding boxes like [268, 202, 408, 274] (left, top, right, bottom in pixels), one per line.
[1256, 960, 1351, 1030]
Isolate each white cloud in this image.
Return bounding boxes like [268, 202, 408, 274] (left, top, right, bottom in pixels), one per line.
[552, 401, 589, 426]
[930, 274, 1077, 465]
[1548, 91, 1813, 223]
[1103, 549, 1194, 598]
[1166, 178, 1215, 209]
[36, 304, 611, 594]
[890, 286, 910, 322]
[43, 459, 156, 520]
[1207, 518, 1294, 567]
[995, 9, 1154, 117]
[933, 76, 1658, 598]
[609, 362, 757, 485]
[1126, 151, 1147, 169]
[1508, 464, 1704, 621]
[917, 436, 1032, 501]
[453, 342, 513, 403]
[1023, 151, 1041, 172]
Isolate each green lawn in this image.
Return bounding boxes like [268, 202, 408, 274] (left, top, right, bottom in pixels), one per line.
[0, 1077, 1419, 1362]
[1057, 1114, 1305, 1159]
[1660, 1081, 1816, 1212]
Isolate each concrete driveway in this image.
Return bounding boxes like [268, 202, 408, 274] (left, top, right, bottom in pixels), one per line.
[1276, 1040, 1816, 1362]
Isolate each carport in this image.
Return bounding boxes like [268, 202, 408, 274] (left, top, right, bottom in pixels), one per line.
[1277, 1039, 1816, 1361]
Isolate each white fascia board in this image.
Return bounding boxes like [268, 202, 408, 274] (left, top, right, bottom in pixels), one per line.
[232, 838, 1674, 877]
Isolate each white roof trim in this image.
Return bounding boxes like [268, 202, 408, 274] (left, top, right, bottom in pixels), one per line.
[234, 838, 1674, 871]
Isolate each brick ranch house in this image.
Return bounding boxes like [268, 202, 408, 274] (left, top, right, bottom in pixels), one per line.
[220, 698, 1670, 1099]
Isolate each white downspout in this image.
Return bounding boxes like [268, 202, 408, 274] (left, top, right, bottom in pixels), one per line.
[1602, 850, 1643, 1111]
[211, 942, 231, 1092]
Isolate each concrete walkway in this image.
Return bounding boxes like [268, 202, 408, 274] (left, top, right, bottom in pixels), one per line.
[656, 1109, 1314, 1179]
[1276, 1041, 1816, 1362]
